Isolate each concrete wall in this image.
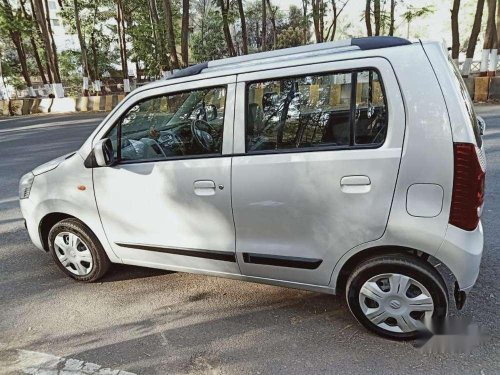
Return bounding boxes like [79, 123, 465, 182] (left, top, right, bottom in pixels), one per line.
[0, 95, 125, 116]
[465, 76, 500, 103]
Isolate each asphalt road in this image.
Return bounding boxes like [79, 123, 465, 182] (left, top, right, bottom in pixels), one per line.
[0, 110, 499, 374]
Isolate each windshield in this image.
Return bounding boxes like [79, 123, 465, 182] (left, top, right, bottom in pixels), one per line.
[447, 56, 482, 148]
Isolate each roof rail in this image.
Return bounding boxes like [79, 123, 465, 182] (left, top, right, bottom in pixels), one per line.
[168, 36, 412, 79]
[351, 36, 411, 50]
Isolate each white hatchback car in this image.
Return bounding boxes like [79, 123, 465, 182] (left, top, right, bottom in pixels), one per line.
[20, 37, 485, 339]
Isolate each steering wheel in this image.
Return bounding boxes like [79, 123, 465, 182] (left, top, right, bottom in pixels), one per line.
[191, 119, 216, 152]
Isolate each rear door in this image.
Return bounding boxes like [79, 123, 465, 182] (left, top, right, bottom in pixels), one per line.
[232, 58, 405, 286]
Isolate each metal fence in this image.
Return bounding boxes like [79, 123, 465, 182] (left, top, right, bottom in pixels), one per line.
[461, 61, 500, 74]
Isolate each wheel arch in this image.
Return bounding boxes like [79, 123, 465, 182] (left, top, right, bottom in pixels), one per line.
[333, 245, 453, 295]
[38, 212, 77, 251]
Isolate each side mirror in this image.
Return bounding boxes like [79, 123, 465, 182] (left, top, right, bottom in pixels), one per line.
[93, 138, 115, 167]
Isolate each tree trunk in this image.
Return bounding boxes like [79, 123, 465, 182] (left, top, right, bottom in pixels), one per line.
[73, 0, 90, 96]
[0, 0, 34, 96]
[463, 0, 485, 76]
[217, 0, 236, 56]
[261, 0, 267, 51]
[181, 0, 189, 67]
[312, 0, 322, 43]
[389, 0, 395, 36]
[451, 0, 460, 63]
[19, 0, 48, 84]
[148, 0, 169, 75]
[302, 0, 308, 44]
[43, 0, 61, 82]
[146, 0, 159, 75]
[365, 0, 372, 37]
[481, 0, 498, 76]
[163, 0, 181, 69]
[237, 0, 248, 54]
[10, 32, 34, 95]
[116, 0, 130, 92]
[32, 0, 63, 96]
[373, 0, 380, 36]
[266, 0, 277, 49]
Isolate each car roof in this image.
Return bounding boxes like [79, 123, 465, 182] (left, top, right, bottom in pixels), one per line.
[137, 36, 414, 93]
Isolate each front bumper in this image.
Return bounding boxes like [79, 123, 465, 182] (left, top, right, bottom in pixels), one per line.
[435, 222, 484, 294]
[20, 197, 45, 252]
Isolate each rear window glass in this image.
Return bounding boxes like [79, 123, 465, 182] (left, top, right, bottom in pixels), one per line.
[245, 69, 388, 153]
[448, 57, 482, 148]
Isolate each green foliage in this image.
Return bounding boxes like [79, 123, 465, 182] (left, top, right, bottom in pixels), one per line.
[401, 5, 435, 23]
[191, 10, 227, 61]
[277, 27, 303, 49]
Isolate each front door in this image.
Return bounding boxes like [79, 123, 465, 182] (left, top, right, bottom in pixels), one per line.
[231, 59, 405, 286]
[93, 77, 239, 274]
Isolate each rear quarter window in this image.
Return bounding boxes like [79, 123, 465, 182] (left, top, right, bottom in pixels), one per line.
[447, 57, 482, 148]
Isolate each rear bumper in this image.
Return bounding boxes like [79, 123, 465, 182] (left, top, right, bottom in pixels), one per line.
[435, 222, 484, 293]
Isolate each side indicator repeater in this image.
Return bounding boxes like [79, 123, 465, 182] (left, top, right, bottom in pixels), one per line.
[77, 185, 87, 191]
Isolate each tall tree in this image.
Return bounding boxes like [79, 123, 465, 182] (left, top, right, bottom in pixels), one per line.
[301, 0, 308, 44]
[462, 0, 485, 76]
[181, 0, 189, 67]
[217, 0, 236, 56]
[0, 0, 35, 96]
[388, 0, 395, 36]
[32, 0, 63, 96]
[261, 0, 267, 51]
[116, 0, 130, 91]
[163, 0, 180, 69]
[266, 0, 277, 49]
[480, 0, 497, 76]
[325, 0, 349, 42]
[365, 0, 372, 36]
[373, 0, 380, 36]
[72, 0, 90, 95]
[311, 0, 324, 43]
[19, 0, 47, 85]
[236, 0, 248, 54]
[450, 0, 460, 63]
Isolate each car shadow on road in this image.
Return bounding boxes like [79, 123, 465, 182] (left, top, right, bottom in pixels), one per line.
[102, 264, 173, 283]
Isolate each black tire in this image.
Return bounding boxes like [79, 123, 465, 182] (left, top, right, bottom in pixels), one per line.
[346, 253, 448, 340]
[48, 218, 110, 282]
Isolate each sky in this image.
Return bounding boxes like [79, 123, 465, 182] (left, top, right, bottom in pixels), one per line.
[271, 0, 482, 53]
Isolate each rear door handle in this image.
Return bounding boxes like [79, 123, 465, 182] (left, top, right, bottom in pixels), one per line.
[340, 175, 371, 194]
[194, 180, 216, 196]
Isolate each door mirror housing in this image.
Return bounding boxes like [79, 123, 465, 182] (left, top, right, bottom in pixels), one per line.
[93, 138, 115, 167]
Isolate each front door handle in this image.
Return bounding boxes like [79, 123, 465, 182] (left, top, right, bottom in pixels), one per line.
[194, 180, 216, 196]
[340, 175, 371, 194]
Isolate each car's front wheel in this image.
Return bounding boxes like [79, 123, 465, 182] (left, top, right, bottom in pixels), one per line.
[48, 218, 110, 282]
[346, 254, 448, 339]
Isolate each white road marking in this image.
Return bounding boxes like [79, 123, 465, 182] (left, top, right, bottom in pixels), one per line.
[9, 349, 136, 375]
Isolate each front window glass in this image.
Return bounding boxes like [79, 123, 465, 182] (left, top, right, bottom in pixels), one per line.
[108, 86, 226, 162]
[245, 69, 387, 152]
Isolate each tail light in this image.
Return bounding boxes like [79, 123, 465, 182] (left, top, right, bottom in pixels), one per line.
[449, 143, 485, 231]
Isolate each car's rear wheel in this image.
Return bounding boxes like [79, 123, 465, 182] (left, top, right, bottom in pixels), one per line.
[48, 218, 110, 282]
[346, 254, 448, 339]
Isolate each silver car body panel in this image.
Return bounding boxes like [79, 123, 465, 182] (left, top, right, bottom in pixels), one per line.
[21, 38, 484, 295]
